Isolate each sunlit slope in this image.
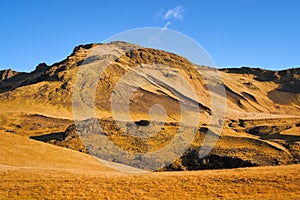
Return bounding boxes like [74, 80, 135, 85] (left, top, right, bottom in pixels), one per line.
[0, 42, 299, 121]
[0, 42, 300, 171]
[0, 130, 113, 172]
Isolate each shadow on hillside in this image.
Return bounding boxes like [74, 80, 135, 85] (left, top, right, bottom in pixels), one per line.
[30, 132, 66, 142]
[260, 133, 300, 144]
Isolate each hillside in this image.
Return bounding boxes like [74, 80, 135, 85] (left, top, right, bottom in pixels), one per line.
[0, 41, 300, 171]
[1, 42, 299, 118]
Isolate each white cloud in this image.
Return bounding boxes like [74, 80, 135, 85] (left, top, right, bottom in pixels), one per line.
[151, 6, 184, 41]
[163, 6, 184, 20]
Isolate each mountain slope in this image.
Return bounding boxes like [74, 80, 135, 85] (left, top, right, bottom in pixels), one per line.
[0, 41, 300, 171]
[0, 42, 299, 119]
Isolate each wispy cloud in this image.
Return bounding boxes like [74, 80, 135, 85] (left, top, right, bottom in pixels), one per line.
[162, 6, 184, 21]
[162, 21, 171, 30]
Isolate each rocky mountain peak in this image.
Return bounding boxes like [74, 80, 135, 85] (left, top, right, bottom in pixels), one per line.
[34, 63, 49, 73]
[0, 69, 19, 82]
[71, 43, 100, 56]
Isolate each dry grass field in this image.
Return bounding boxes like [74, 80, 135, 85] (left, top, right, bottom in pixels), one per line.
[0, 131, 299, 199]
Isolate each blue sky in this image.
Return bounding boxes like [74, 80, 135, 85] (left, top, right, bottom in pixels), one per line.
[1, 0, 299, 72]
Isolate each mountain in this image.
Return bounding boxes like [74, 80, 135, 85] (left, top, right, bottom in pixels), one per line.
[0, 41, 300, 171]
[0, 69, 19, 81]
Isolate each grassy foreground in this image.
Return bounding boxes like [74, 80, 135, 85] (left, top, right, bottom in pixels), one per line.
[0, 164, 299, 199]
[0, 131, 299, 199]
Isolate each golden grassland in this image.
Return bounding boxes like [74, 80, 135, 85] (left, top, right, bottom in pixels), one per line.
[0, 131, 299, 199]
[1, 161, 300, 199]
